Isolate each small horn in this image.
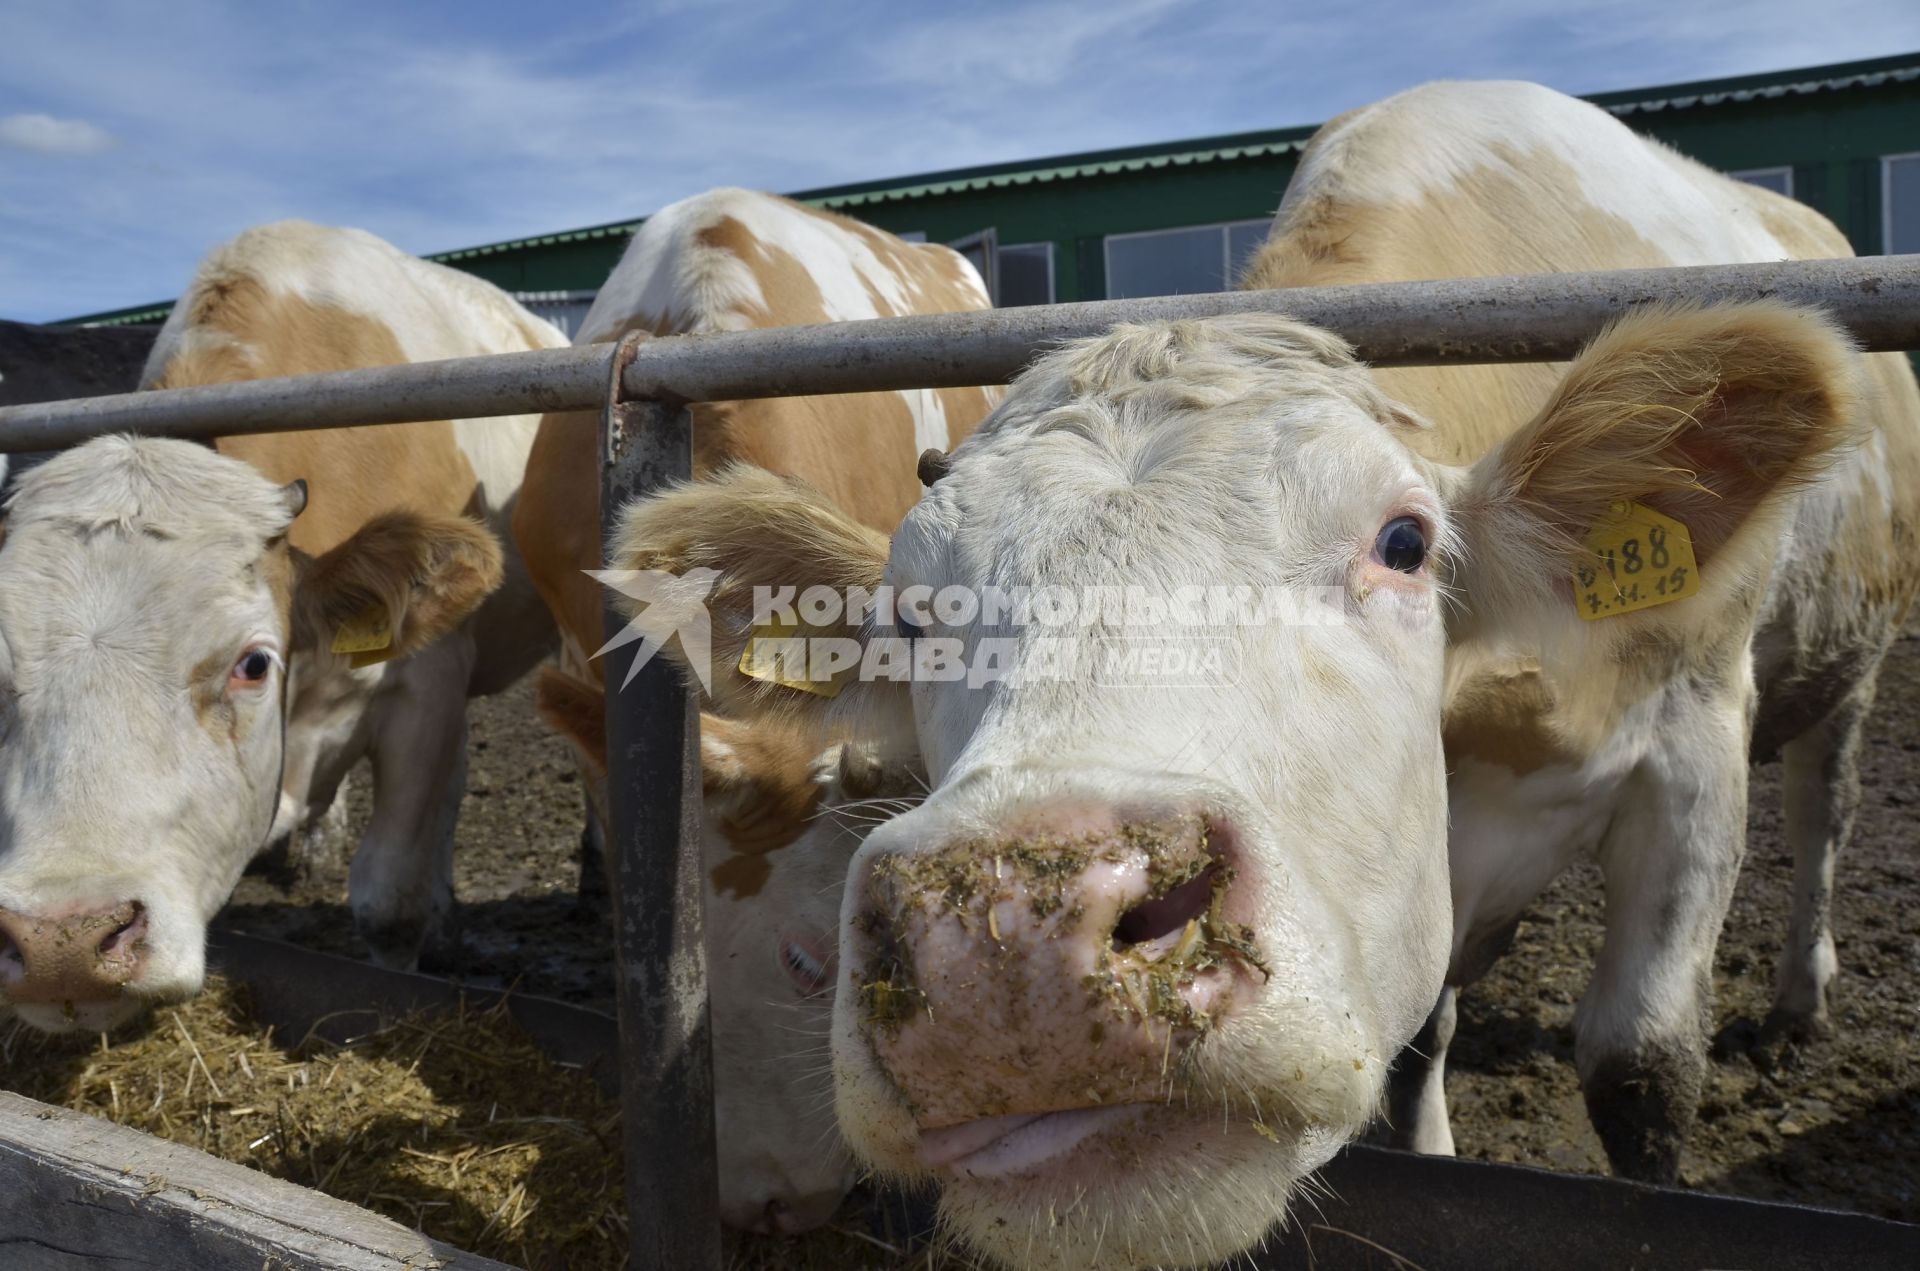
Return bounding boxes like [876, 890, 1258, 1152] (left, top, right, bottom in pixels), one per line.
[281, 478, 308, 518]
[917, 448, 952, 487]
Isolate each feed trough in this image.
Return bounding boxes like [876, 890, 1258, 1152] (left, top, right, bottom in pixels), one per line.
[11, 929, 1898, 1271]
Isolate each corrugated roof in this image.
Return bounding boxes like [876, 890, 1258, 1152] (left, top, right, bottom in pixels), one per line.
[83, 305, 171, 328]
[432, 219, 643, 262]
[416, 134, 1315, 263]
[1603, 63, 1920, 116]
[805, 139, 1309, 210]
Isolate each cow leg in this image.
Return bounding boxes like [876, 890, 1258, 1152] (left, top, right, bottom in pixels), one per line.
[1387, 761, 1583, 1157]
[297, 782, 356, 875]
[1577, 734, 1746, 1183]
[1386, 986, 1458, 1154]
[350, 639, 474, 970]
[575, 789, 611, 912]
[1766, 678, 1874, 1043]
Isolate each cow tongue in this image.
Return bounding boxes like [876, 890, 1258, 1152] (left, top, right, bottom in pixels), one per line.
[918, 1105, 1141, 1177]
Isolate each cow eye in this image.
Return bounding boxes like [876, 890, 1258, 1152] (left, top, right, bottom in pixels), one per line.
[779, 936, 831, 996]
[230, 647, 277, 688]
[1374, 517, 1427, 573]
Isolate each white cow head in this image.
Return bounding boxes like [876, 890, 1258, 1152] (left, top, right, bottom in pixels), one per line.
[536, 672, 915, 1234]
[612, 304, 1855, 1269]
[0, 436, 501, 1032]
[705, 725, 924, 1234]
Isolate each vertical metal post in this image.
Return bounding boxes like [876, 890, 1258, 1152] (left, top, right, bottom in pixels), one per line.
[599, 389, 720, 1269]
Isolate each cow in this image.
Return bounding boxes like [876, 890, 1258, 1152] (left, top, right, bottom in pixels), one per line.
[0, 220, 567, 1033]
[514, 186, 1000, 724]
[694, 724, 926, 1235]
[535, 667, 923, 1233]
[510, 187, 998, 1231]
[1234, 81, 1920, 1182]
[600, 112, 1877, 1271]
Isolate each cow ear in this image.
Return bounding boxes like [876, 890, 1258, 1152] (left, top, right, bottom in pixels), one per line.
[609, 463, 893, 722]
[1449, 301, 1859, 646]
[295, 511, 504, 661]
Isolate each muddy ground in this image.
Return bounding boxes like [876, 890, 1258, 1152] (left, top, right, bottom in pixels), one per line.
[218, 626, 1920, 1237]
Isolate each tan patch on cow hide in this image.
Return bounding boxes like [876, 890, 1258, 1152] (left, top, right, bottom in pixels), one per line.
[1443, 667, 1582, 774]
[1244, 144, 1685, 470]
[701, 713, 828, 857]
[188, 650, 239, 744]
[514, 409, 606, 695]
[710, 852, 772, 899]
[149, 276, 480, 557]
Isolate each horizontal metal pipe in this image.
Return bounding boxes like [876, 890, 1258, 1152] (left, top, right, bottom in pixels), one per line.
[620, 254, 1920, 401]
[1, 255, 1916, 448]
[0, 342, 619, 451]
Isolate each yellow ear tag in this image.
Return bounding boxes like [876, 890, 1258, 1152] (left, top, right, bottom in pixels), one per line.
[738, 617, 848, 698]
[1573, 501, 1700, 621]
[330, 605, 397, 668]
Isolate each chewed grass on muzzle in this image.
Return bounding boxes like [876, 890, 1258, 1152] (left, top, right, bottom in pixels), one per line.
[857, 816, 1269, 1043]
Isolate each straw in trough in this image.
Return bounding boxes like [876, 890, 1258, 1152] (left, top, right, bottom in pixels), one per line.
[0, 976, 988, 1269]
[1, 977, 624, 1268]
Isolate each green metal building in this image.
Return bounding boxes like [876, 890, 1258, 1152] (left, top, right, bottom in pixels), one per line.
[71, 52, 1920, 332]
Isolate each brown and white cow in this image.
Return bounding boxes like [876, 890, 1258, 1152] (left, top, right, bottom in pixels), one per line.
[1235, 81, 1920, 1182]
[515, 186, 1000, 702]
[601, 90, 1884, 1270]
[0, 221, 566, 1031]
[512, 188, 996, 1232]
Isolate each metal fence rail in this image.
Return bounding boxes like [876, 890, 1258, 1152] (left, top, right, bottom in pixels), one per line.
[4, 256, 1920, 1271]
[1, 254, 1916, 450]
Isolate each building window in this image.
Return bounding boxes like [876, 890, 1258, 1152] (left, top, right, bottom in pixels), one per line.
[1104, 218, 1274, 299]
[947, 229, 1000, 303]
[896, 230, 929, 243]
[997, 242, 1055, 307]
[1886, 154, 1920, 255]
[1729, 166, 1794, 198]
[514, 289, 598, 339]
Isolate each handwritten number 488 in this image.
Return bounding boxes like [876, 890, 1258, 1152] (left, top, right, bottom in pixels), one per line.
[1604, 526, 1673, 579]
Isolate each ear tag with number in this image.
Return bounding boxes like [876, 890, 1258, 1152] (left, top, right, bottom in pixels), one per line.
[738, 617, 848, 698]
[1573, 501, 1700, 621]
[330, 605, 398, 668]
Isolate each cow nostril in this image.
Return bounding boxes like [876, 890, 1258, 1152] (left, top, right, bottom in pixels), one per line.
[98, 903, 147, 959]
[0, 929, 22, 977]
[1113, 865, 1218, 949]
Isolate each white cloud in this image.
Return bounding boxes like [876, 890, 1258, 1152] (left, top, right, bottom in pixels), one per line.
[0, 112, 117, 156]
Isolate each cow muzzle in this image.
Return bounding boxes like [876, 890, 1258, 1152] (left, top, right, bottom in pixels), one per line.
[0, 900, 149, 1017]
[848, 805, 1268, 1134]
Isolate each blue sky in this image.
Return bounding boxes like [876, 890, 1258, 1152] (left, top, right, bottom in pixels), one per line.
[3, 0, 1917, 322]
